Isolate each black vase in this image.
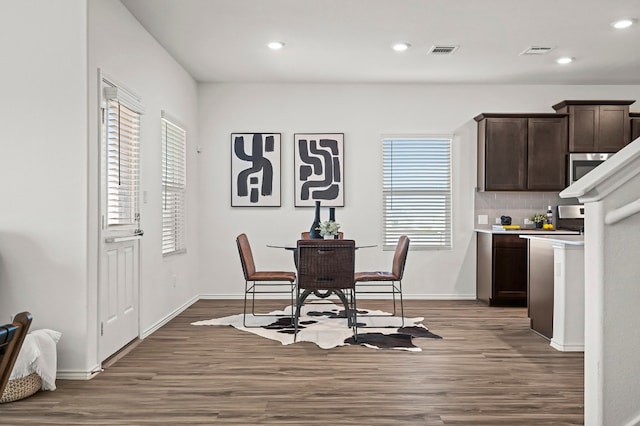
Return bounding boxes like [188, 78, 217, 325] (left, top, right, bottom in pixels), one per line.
[328, 208, 338, 239]
[309, 201, 322, 239]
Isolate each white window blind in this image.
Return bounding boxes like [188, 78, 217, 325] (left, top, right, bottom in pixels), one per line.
[104, 98, 141, 227]
[162, 113, 187, 255]
[383, 137, 452, 250]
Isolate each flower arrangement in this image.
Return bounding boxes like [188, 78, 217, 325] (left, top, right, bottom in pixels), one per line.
[317, 220, 341, 237]
[530, 213, 547, 224]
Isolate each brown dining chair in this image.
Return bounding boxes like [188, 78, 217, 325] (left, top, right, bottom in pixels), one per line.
[236, 233, 297, 327]
[300, 231, 344, 240]
[0, 312, 33, 400]
[295, 239, 357, 340]
[354, 235, 410, 326]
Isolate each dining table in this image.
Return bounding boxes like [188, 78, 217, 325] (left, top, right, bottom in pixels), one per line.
[267, 241, 376, 325]
[266, 243, 377, 251]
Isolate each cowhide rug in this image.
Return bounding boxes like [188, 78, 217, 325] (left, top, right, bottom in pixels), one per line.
[192, 302, 441, 351]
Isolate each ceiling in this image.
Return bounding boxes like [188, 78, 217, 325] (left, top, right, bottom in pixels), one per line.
[121, 0, 640, 85]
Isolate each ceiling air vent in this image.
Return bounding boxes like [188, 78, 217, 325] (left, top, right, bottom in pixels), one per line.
[520, 46, 554, 55]
[428, 45, 459, 55]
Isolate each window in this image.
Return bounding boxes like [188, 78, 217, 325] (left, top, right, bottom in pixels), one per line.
[161, 112, 187, 255]
[103, 86, 142, 228]
[382, 137, 452, 250]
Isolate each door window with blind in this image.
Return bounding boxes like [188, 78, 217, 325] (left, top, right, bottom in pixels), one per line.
[102, 85, 143, 229]
[161, 112, 187, 255]
[382, 137, 452, 250]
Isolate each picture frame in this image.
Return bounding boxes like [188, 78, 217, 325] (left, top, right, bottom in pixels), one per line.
[231, 133, 281, 207]
[294, 133, 344, 207]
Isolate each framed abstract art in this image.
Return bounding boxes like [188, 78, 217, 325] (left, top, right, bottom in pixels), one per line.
[231, 133, 281, 207]
[294, 133, 344, 207]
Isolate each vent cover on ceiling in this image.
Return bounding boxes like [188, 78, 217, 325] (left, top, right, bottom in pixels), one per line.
[428, 45, 459, 55]
[520, 46, 554, 55]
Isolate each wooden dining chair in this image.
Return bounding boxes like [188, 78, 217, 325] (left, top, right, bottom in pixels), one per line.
[354, 235, 410, 326]
[0, 312, 33, 399]
[236, 233, 297, 327]
[295, 239, 357, 340]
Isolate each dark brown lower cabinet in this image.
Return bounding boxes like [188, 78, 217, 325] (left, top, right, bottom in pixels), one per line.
[477, 233, 527, 307]
[526, 238, 554, 339]
[631, 113, 640, 142]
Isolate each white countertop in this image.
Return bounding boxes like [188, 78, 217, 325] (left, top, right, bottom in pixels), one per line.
[519, 234, 585, 246]
[474, 227, 581, 236]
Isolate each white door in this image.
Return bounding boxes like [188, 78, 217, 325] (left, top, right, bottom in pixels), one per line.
[99, 237, 139, 361]
[98, 76, 143, 362]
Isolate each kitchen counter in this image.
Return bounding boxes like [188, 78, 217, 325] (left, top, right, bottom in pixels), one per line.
[519, 234, 585, 352]
[474, 227, 581, 235]
[519, 234, 584, 246]
[475, 228, 581, 308]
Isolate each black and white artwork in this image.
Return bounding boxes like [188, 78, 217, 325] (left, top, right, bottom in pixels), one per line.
[294, 133, 344, 207]
[231, 133, 281, 207]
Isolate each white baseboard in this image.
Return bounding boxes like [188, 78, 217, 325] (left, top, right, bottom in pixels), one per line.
[141, 295, 200, 339]
[199, 293, 245, 299]
[400, 294, 476, 300]
[57, 366, 101, 380]
[199, 293, 477, 300]
[550, 340, 585, 352]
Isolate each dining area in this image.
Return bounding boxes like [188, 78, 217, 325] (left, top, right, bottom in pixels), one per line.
[235, 230, 410, 344]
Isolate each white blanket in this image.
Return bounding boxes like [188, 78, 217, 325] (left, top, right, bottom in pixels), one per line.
[9, 329, 62, 391]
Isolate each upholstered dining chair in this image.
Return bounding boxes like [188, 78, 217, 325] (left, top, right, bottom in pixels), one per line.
[354, 235, 410, 326]
[0, 312, 33, 399]
[295, 239, 357, 341]
[236, 233, 297, 327]
[300, 231, 344, 239]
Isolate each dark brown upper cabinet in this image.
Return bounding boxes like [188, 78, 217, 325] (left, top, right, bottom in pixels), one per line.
[475, 113, 568, 191]
[631, 112, 640, 143]
[552, 100, 635, 153]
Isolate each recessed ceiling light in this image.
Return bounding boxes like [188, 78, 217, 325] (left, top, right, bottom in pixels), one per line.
[556, 56, 573, 64]
[611, 18, 636, 29]
[267, 41, 285, 50]
[392, 43, 411, 52]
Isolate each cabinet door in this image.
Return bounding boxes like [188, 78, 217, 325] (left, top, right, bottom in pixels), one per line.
[527, 238, 554, 339]
[632, 118, 640, 143]
[476, 232, 492, 305]
[598, 105, 630, 152]
[527, 117, 568, 190]
[484, 118, 527, 190]
[492, 235, 528, 306]
[569, 105, 598, 152]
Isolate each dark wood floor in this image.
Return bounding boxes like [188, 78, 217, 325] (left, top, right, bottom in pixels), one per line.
[0, 300, 583, 425]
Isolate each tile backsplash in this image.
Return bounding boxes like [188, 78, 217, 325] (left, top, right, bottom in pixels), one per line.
[474, 191, 580, 226]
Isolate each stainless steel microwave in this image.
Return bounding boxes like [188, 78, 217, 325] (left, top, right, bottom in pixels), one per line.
[568, 153, 614, 184]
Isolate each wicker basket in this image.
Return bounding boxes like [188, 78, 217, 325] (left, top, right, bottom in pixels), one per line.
[0, 373, 42, 403]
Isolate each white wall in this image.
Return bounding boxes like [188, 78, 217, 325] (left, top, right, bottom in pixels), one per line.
[599, 180, 640, 426]
[88, 0, 200, 361]
[197, 84, 640, 300]
[1, 0, 200, 376]
[3, 0, 640, 380]
[0, 0, 89, 374]
[0, 0, 199, 377]
[560, 138, 640, 426]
